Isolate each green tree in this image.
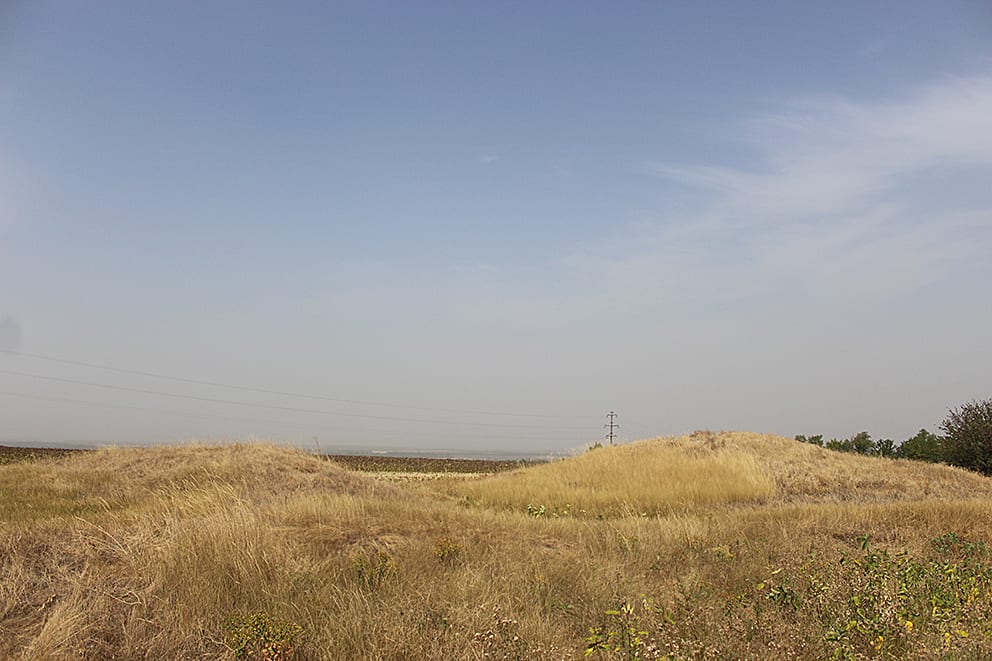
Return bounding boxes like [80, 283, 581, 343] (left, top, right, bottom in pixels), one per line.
[850, 431, 874, 455]
[896, 429, 943, 463]
[941, 399, 992, 475]
[874, 437, 896, 457]
[795, 434, 823, 447]
[823, 432, 875, 455]
[824, 437, 850, 452]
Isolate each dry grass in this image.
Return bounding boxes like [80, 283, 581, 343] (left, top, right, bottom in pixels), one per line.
[433, 431, 778, 517]
[712, 430, 992, 503]
[2, 434, 992, 659]
[431, 430, 992, 517]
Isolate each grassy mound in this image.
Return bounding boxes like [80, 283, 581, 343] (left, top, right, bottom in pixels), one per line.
[0, 444, 401, 659]
[712, 431, 992, 503]
[432, 430, 992, 518]
[0, 443, 386, 524]
[434, 431, 777, 517]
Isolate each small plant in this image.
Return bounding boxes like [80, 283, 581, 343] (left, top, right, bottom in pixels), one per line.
[708, 545, 735, 560]
[526, 504, 547, 517]
[820, 534, 992, 658]
[708, 534, 992, 658]
[526, 503, 573, 518]
[585, 600, 657, 660]
[225, 611, 303, 661]
[757, 568, 800, 611]
[931, 531, 987, 557]
[432, 536, 463, 564]
[615, 532, 639, 556]
[472, 605, 529, 660]
[353, 550, 394, 589]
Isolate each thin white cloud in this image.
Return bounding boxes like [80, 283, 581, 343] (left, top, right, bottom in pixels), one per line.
[289, 76, 992, 345]
[631, 75, 992, 306]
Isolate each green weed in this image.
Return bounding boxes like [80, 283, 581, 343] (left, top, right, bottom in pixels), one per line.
[225, 611, 303, 661]
[432, 536, 463, 564]
[585, 600, 656, 660]
[353, 550, 394, 590]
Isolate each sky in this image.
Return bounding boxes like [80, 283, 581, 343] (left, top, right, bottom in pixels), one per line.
[1, 1, 991, 455]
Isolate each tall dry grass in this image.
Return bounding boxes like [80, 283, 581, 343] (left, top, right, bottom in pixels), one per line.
[2, 435, 992, 659]
[711, 430, 992, 503]
[434, 432, 777, 517]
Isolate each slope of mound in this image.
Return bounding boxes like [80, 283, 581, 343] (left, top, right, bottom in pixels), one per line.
[433, 430, 992, 517]
[434, 432, 778, 517]
[706, 431, 992, 503]
[0, 443, 405, 659]
[0, 442, 390, 524]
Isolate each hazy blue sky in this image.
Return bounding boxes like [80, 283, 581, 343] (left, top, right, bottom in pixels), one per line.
[1, 2, 990, 454]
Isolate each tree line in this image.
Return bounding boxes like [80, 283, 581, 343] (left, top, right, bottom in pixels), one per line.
[795, 398, 992, 475]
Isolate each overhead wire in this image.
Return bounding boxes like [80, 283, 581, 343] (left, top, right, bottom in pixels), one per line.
[0, 390, 584, 443]
[0, 369, 591, 430]
[0, 349, 595, 420]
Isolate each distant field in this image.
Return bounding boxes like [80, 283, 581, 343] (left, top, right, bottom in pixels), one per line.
[0, 444, 533, 473]
[322, 453, 538, 474]
[2, 433, 992, 659]
[0, 444, 80, 464]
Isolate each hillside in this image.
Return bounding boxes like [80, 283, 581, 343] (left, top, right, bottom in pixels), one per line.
[433, 430, 992, 516]
[697, 431, 992, 503]
[2, 435, 992, 659]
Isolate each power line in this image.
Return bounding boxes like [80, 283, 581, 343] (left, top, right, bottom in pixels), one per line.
[0, 369, 591, 431]
[0, 390, 580, 443]
[0, 390, 321, 431]
[0, 349, 593, 420]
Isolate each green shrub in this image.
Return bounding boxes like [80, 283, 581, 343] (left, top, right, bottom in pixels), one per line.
[896, 429, 943, 463]
[821, 432, 897, 457]
[585, 600, 653, 660]
[825, 432, 873, 455]
[353, 550, 394, 589]
[432, 536, 463, 564]
[941, 399, 992, 475]
[874, 438, 896, 457]
[226, 611, 303, 661]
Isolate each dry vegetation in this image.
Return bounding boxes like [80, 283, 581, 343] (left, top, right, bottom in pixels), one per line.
[3, 432, 992, 659]
[432, 431, 777, 517]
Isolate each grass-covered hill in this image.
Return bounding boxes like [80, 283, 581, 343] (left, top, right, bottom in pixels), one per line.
[435, 430, 992, 516]
[2, 433, 992, 659]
